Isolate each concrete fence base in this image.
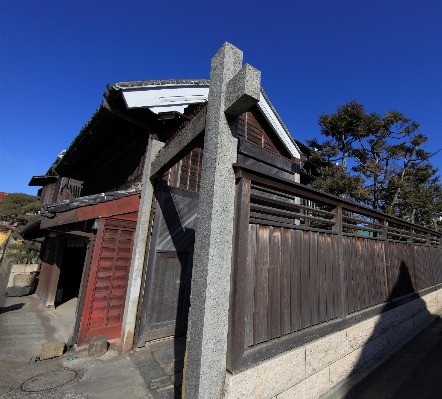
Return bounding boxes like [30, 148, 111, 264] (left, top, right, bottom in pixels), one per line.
[223, 288, 442, 399]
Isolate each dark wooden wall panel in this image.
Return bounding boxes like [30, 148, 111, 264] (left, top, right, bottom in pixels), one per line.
[228, 169, 442, 372]
[254, 224, 269, 345]
[432, 247, 442, 285]
[237, 106, 292, 159]
[247, 226, 339, 348]
[280, 228, 291, 336]
[343, 237, 390, 314]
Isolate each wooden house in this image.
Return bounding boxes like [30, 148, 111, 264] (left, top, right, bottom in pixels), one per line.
[21, 43, 442, 399]
[21, 77, 302, 349]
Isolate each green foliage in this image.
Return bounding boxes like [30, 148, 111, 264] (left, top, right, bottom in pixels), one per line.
[306, 101, 442, 230]
[0, 193, 41, 232]
[0, 194, 42, 263]
[5, 241, 40, 264]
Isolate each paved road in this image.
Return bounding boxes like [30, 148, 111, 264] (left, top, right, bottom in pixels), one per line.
[0, 295, 182, 399]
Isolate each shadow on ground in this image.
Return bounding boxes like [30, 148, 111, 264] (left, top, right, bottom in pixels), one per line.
[0, 303, 25, 314]
[130, 337, 185, 399]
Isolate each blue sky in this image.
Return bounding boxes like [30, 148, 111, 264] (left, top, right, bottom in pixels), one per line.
[1, 0, 441, 195]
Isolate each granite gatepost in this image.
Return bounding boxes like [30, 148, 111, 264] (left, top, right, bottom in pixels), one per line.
[183, 42, 260, 399]
[120, 138, 164, 353]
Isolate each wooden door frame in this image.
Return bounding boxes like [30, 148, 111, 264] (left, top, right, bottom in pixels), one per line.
[68, 234, 96, 346]
[42, 238, 65, 309]
[134, 197, 162, 346]
[134, 186, 198, 347]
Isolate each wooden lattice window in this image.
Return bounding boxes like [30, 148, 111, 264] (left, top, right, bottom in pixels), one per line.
[163, 142, 204, 193]
[238, 106, 291, 159]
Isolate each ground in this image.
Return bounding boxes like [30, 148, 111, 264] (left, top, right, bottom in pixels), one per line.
[2, 267, 442, 399]
[0, 294, 183, 399]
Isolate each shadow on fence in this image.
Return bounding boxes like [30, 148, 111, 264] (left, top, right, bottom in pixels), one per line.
[344, 261, 441, 398]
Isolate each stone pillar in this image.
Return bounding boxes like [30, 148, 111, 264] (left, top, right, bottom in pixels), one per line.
[120, 138, 164, 353]
[183, 42, 260, 399]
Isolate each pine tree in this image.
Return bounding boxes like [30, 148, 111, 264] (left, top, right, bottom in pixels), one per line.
[305, 101, 441, 230]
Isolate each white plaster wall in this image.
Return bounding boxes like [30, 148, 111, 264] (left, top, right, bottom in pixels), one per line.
[223, 287, 442, 399]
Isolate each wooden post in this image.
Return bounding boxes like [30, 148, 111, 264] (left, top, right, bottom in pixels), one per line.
[227, 177, 251, 372]
[45, 238, 64, 309]
[408, 226, 413, 244]
[68, 235, 95, 346]
[382, 219, 391, 298]
[333, 205, 345, 319]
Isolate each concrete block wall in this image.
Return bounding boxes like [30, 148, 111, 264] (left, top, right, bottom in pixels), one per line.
[7, 264, 38, 287]
[223, 287, 442, 399]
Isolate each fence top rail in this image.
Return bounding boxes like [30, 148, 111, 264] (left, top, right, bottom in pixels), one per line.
[233, 163, 442, 237]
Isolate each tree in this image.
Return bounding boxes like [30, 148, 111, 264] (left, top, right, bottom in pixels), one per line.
[306, 100, 376, 201]
[0, 193, 41, 236]
[386, 162, 442, 228]
[352, 111, 424, 211]
[305, 148, 368, 201]
[0, 193, 41, 264]
[305, 101, 442, 230]
[308, 100, 376, 170]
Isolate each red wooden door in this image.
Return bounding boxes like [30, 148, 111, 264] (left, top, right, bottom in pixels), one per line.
[78, 218, 136, 344]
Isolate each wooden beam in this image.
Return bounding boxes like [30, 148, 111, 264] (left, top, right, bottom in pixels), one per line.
[150, 108, 206, 179]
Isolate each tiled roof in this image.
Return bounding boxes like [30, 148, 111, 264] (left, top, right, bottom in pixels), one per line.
[43, 187, 141, 214]
[56, 79, 301, 176]
[19, 215, 41, 236]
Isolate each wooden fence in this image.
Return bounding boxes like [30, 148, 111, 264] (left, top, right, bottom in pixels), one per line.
[227, 164, 442, 372]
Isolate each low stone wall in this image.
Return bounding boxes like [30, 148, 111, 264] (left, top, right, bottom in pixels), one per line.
[223, 287, 442, 399]
[7, 264, 38, 288]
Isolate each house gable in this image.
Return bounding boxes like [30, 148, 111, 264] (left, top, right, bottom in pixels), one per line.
[114, 81, 301, 160]
[238, 105, 292, 159]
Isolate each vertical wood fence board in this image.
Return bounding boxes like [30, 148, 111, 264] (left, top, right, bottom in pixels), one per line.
[386, 243, 394, 298]
[245, 223, 257, 348]
[290, 229, 301, 332]
[350, 237, 356, 313]
[366, 239, 373, 307]
[300, 231, 311, 329]
[366, 240, 373, 307]
[228, 168, 442, 372]
[281, 228, 292, 336]
[325, 235, 335, 321]
[331, 235, 339, 319]
[432, 247, 441, 285]
[254, 225, 269, 344]
[268, 227, 281, 340]
[318, 234, 326, 323]
[310, 232, 319, 326]
[349, 238, 356, 312]
[381, 242, 388, 302]
[358, 239, 364, 310]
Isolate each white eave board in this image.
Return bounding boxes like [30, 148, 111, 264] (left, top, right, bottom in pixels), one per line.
[257, 93, 300, 159]
[121, 85, 209, 114]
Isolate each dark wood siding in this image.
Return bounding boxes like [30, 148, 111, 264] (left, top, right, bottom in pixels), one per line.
[237, 105, 291, 159]
[82, 135, 148, 196]
[248, 225, 339, 347]
[36, 238, 64, 308]
[227, 167, 442, 372]
[163, 141, 204, 193]
[135, 186, 198, 345]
